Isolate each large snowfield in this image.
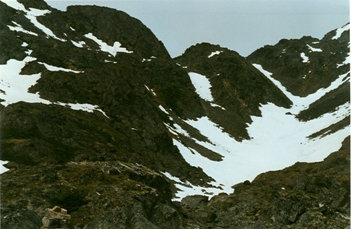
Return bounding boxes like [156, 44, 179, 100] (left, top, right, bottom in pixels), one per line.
[166, 64, 350, 201]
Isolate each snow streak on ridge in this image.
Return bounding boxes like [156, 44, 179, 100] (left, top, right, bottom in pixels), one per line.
[300, 52, 309, 63]
[307, 44, 322, 52]
[0, 161, 9, 175]
[84, 33, 133, 56]
[7, 21, 38, 36]
[332, 23, 350, 40]
[208, 51, 222, 58]
[162, 171, 225, 201]
[3, 0, 66, 41]
[38, 62, 84, 73]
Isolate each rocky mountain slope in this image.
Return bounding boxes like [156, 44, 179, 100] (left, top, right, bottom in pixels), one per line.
[248, 24, 350, 97]
[181, 137, 350, 229]
[0, 0, 211, 186]
[174, 43, 291, 140]
[0, 0, 349, 228]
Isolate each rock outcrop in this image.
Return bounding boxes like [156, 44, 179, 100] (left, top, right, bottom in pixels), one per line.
[41, 206, 71, 229]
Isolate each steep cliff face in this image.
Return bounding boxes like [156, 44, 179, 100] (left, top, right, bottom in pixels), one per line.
[0, 0, 349, 228]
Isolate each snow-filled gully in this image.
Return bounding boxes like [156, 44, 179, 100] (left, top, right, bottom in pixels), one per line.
[166, 65, 350, 201]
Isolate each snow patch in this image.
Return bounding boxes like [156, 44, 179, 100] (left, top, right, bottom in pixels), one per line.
[300, 52, 309, 63]
[71, 40, 86, 48]
[84, 33, 132, 56]
[53, 102, 109, 118]
[332, 24, 350, 40]
[158, 105, 169, 115]
[307, 44, 322, 52]
[142, 58, 152, 62]
[210, 103, 226, 110]
[25, 8, 64, 40]
[0, 57, 108, 117]
[144, 85, 157, 96]
[0, 161, 9, 174]
[25, 49, 32, 55]
[188, 72, 225, 109]
[185, 117, 233, 156]
[188, 72, 214, 102]
[163, 123, 178, 136]
[162, 171, 226, 201]
[7, 21, 38, 36]
[39, 62, 83, 73]
[165, 121, 224, 157]
[208, 51, 222, 58]
[104, 59, 117, 64]
[0, 56, 51, 106]
[1, 0, 27, 11]
[3, 1, 66, 41]
[142, 56, 156, 62]
[337, 53, 350, 68]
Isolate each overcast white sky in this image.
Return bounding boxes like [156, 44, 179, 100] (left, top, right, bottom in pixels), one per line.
[47, 0, 349, 57]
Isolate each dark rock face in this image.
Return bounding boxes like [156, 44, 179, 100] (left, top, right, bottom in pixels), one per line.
[174, 43, 292, 139]
[248, 28, 350, 97]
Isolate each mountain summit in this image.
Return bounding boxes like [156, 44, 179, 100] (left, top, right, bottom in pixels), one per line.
[0, 0, 349, 228]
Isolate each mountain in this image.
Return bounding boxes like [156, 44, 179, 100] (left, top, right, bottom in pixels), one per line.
[0, 0, 211, 187]
[248, 22, 350, 144]
[0, 0, 349, 228]
[174, 43, 291, 140]
[248, 24, 350, 97]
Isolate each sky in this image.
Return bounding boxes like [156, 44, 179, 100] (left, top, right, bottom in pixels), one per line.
[47, 0, 349, 57]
